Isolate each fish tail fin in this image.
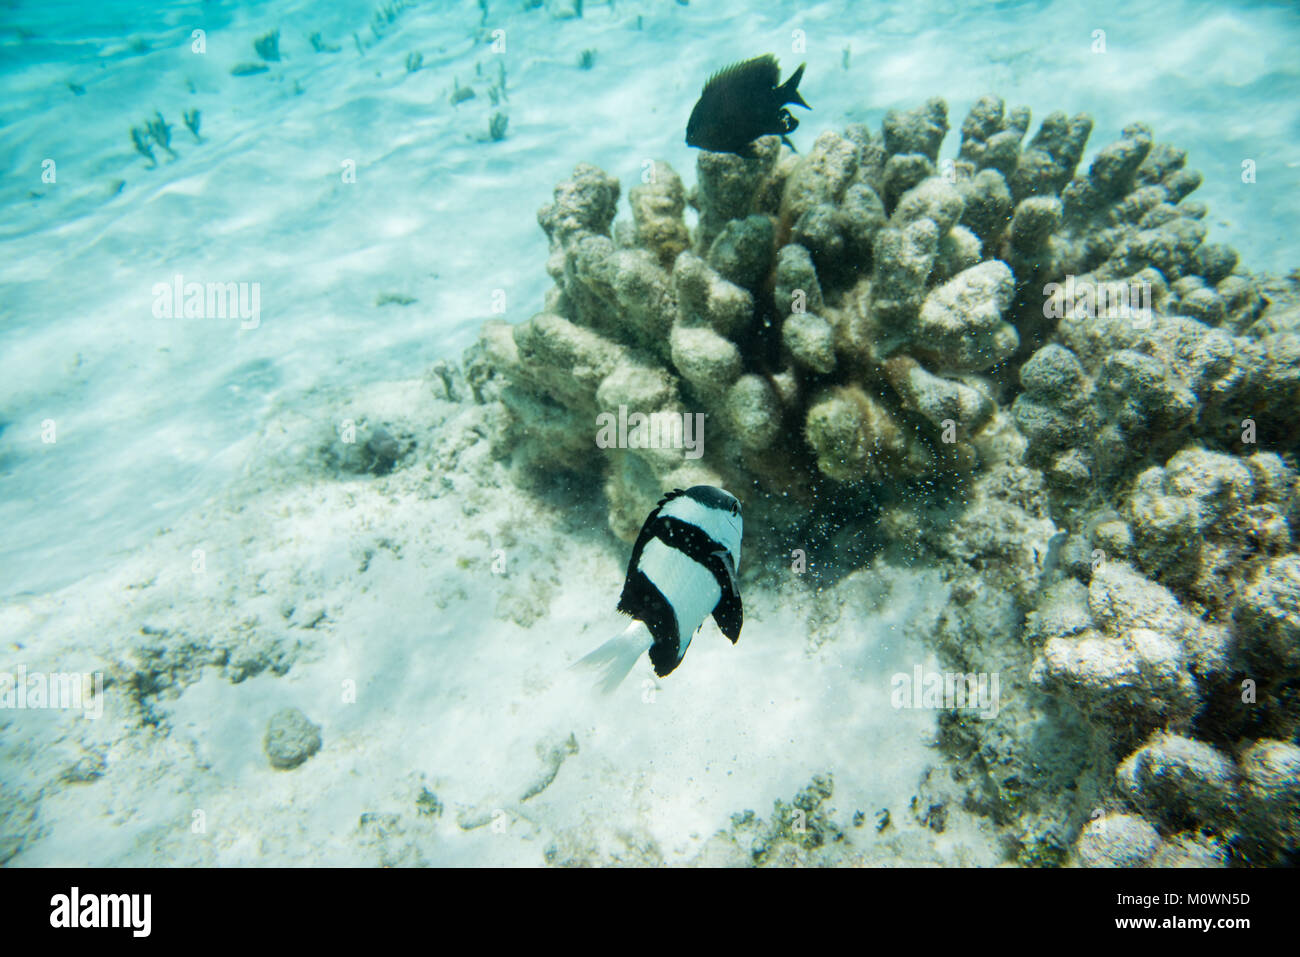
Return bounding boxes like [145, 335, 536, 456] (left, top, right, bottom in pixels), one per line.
[782, 62, 809, 109]
[571, 620, 654, 694]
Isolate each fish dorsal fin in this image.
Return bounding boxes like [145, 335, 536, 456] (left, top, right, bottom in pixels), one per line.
[655, 487, 687, 509]
[701, 54, 780, 97]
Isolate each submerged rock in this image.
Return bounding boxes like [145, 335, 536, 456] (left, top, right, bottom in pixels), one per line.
[264, 707, 322, 770]
[1150, 831, 1229, 868]
[320, 421, 411, 476]
[1074, 813, 1160, 868]
[1116, 732, 1238, 831]
[1238, 739, 1300, 859]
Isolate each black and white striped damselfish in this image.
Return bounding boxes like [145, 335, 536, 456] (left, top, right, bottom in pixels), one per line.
[576, 486, 743, 693]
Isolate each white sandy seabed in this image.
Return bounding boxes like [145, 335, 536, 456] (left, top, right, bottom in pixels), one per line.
[2, 377, 998, 866]
[1, 0, 1296, 864]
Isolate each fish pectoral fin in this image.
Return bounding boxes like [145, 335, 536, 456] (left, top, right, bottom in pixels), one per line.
[710, 549, 743, 643]
[713, 549, 739, 596]
[711, 589, 743, 644]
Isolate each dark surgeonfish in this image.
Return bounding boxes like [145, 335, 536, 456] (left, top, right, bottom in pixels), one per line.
[685, 54, 810, 158]
[575, 486, 743, 693]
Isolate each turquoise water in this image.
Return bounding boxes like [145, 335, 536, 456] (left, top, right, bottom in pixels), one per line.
[1, 0, 1297, 598]
[0, 0, 1297, 867]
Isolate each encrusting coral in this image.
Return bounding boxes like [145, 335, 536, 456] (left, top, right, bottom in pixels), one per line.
[464, 91, 1300, 865]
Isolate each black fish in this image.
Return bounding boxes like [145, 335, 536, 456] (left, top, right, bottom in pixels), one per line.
[686, 54, 810, 158]
[574, 486, 743, 693]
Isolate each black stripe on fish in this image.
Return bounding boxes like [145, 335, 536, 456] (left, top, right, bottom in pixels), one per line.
[617, 489, 684, 662]
[619, 567, 681, 675]
[648, 627, 681, 678]
[652, 516, 727, 577]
